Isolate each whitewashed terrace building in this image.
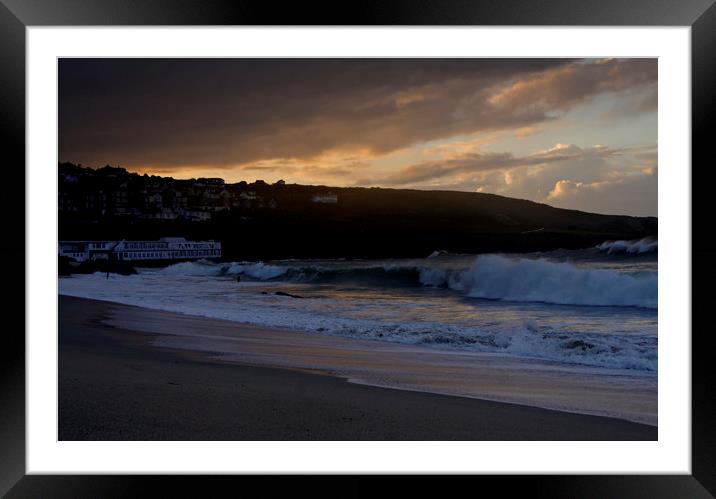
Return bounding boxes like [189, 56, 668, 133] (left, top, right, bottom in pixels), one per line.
[59, 237, 221, 262]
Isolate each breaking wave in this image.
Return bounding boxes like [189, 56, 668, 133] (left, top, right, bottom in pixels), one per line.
[598, 237, 657, 254]
[226, 262, 288, 280]
[61, 250, 658, 372]
[159, 255, 656, 309]
[159, 260, 289, 280]
[454, 255, 656, 308]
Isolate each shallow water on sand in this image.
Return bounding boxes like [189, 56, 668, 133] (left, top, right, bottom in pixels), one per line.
[103, 303, 657, 426]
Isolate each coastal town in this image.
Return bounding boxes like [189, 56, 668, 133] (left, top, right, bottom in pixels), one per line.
[58, 162, 337, 222]
[58, 161, 657, 262]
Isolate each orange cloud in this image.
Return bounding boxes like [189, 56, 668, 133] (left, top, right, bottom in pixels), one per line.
[60, 59, 655, 172]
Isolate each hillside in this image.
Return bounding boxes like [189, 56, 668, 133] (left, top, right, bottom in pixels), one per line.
[58, 163, 657, 260]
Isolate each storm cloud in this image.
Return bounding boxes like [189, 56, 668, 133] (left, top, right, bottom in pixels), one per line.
[59, 58, 655, 170]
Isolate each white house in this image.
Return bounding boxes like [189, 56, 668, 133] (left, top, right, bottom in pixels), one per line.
[311, 192, 338, 204]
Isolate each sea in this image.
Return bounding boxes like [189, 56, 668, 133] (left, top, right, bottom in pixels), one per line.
[58, 237, 658, 375]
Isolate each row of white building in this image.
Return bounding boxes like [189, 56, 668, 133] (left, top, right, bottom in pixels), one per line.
[58, 237, 221, 263]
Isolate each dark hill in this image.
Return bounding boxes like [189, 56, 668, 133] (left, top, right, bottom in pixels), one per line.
[58, 164, 656, 260]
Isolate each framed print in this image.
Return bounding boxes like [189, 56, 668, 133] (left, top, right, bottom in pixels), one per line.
[1, 0, 714, 496]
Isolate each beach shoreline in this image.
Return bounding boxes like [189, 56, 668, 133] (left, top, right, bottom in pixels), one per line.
[58, 295, 656, 440]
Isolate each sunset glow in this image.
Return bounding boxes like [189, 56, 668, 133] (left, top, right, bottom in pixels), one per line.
[60, 58, 657, 215]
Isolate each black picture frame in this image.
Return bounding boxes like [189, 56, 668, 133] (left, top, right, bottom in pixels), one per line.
[1, 0, 714, 496]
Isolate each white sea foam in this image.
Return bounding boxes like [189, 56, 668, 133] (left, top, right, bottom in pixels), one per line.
[226, 262, 288, 280]
[159, 260, 289, 280]
[158, 259, 223, 276]
[59, 271, 657, 372]
[59, 251, 657, 372]
[597, 237, 657, 254]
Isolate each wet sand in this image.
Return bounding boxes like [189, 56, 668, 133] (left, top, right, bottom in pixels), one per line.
[58, 295, 657, 440]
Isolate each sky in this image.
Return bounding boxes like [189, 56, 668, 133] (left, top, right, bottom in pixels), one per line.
[59, 58, 657, 216]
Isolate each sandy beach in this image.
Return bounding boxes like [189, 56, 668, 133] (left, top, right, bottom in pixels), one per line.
[58, 295, 656, 440]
